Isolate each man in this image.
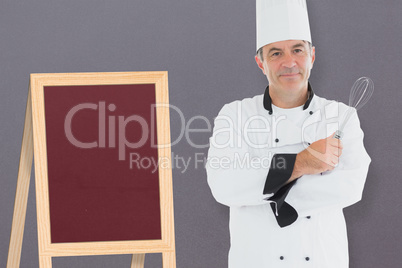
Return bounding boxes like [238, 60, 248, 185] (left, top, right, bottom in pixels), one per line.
[206, 0, 371, 267]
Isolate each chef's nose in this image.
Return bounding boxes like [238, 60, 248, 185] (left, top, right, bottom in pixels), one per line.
[281, 52, 297, 68]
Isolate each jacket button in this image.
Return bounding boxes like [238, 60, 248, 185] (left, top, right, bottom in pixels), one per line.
[305, 257, 310, 261]
[275, 138, 279, 143]
[309, 111, 313, 115]
[280, 256, 284, 260]
[306, 216, 311, 219]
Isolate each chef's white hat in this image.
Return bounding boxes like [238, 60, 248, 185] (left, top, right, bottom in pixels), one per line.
[256, 0, 312, 51]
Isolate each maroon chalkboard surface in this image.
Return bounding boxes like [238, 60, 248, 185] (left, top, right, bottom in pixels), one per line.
[43, 84, 162, 243]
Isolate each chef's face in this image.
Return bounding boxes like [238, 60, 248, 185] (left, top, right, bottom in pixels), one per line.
[255, 39, 315, 96]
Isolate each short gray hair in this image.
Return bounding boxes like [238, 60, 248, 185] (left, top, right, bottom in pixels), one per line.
[256, 47, 264, 62]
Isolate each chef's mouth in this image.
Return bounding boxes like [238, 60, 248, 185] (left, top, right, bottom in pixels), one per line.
[280, 73, 300, 77]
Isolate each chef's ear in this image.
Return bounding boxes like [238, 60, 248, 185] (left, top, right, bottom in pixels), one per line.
[310, 46, 316, 69]
[255, 54, 266, 75]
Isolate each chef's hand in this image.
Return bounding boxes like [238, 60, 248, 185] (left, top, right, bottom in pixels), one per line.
[288, 133, 343, 182]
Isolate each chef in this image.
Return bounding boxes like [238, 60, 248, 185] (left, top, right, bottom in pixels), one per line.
[206, 0, 371, 267]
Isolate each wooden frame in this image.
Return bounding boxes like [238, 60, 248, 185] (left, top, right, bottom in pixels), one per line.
[7, 72, 176, 268]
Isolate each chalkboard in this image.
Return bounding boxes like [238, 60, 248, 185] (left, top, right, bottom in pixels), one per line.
[44, 83, 162, 243]
[27, 72, 175, 267]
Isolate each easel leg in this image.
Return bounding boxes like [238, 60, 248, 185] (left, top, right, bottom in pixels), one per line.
[39, 256, 52, 268]
[7, 90, 34, 268]
[162, 251, 176, 268]
[131, 254, 145, 268]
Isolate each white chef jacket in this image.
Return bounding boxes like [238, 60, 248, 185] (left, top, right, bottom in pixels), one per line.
[206, 85, 371, 268]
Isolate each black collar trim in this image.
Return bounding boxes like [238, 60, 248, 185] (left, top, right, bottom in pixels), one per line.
[263, 82, 315, 114]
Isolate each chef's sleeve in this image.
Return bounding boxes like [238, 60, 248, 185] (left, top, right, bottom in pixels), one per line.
[286, 111, 371, 217]
[206, 104, 274, 207]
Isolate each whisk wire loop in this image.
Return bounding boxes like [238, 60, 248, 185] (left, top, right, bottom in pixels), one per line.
[336, 77, 374, 139]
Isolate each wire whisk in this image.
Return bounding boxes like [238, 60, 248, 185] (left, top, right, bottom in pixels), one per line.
[334, 77, 374, 139]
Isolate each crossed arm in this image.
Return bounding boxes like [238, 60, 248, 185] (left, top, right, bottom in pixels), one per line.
[288, 134, 343, 183]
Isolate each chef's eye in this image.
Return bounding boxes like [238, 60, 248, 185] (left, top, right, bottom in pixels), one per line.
[271, 52, 281, 57]
[294, 49, 303, 54]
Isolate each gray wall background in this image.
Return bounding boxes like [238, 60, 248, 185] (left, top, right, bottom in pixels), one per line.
[1, 0, 401, 267]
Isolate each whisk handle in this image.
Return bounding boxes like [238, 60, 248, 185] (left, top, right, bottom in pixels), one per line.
[334, 130, 344, 140]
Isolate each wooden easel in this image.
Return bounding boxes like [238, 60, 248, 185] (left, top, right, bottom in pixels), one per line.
[7, 72, 176, 268]
[7, 88, 34, 268]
